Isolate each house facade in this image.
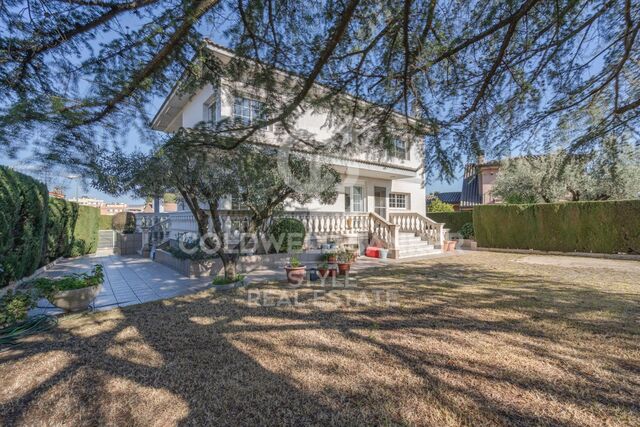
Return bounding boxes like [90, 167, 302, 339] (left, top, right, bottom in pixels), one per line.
[147, 41, 444, 258]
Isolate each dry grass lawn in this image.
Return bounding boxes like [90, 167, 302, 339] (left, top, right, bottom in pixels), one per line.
[1, 251, 639, 426]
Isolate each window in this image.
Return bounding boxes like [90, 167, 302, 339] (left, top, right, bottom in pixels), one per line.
[345, 186, 365, 212]
[231, 195, 246, 210]
[233, 96, 265, 125]
[389, 193, 408, 209]
[203, 89, 220, 123]
[389, 139, 410, 160]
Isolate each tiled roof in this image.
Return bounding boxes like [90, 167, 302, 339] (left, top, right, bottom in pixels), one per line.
[435, 191, 461, 204]
[460, 164, 482, 208]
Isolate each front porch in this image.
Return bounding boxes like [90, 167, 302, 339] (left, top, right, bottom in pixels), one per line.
[136, 210, 447, 259]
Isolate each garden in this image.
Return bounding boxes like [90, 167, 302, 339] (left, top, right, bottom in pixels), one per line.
[1, 251, 638, 425]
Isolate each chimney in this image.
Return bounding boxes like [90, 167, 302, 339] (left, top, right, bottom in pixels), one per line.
[477, 150, 485, 165]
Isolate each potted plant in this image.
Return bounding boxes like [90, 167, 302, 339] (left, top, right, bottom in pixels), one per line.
[458, 223, 477, 250]
[34, 265, 104, 312]
[317, 262, 336, 278]
[336, 250, 352, 275]
[323, 251, 337, 264]
[284, 255, 306, 285]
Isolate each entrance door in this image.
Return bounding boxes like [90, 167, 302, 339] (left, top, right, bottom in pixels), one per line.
[374, 187, 387, 219]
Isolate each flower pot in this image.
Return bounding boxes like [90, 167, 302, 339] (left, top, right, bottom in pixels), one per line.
[378, 248, 389, 259]
[318, 268, 336, 278]
[444, 240, 457, 252]
[50, 284, 103, 312]
[284, 266, 306, 285]
[337, 262, 351, 275]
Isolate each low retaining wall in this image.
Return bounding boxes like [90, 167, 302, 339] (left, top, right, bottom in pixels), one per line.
[155, 249, 300, 278]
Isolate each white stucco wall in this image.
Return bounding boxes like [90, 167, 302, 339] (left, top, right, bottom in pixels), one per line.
[167, 81, 426, 218]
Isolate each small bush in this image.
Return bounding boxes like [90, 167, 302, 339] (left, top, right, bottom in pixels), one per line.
[428, 197, 454, 213]
[212, 275, 244, 286]
[0, 290, 35, 328]
[270, 218, 306, 253]
[112, 212, 136, 233]
[459, 223, 474, 239]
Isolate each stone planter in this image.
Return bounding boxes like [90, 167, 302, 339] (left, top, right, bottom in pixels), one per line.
[285, 266, 306, 285]
[460, 239, 477, 250]
[49, 284, 103, 312]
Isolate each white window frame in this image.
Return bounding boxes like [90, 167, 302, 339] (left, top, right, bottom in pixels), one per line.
[389, 139, 410, 160]
[389, 193, 409, 209]
[345, 185, 366, 213]
[203, 89, 220, 124]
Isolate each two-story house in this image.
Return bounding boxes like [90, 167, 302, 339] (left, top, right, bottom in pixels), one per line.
[148, 40, 444, 258]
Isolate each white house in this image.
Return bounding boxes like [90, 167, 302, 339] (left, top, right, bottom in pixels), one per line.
[148, 41, 444, 258]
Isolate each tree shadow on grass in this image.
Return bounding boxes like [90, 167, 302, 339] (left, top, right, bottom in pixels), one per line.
[1, 254, 639, 425]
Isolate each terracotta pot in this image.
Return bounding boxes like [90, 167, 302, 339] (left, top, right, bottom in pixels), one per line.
[444, 240, 457, 252]
[285, 266, 306, 285]
[50, 284, 103, 312]
[318, 268, 336, 278]
[337, 262, 351, 275]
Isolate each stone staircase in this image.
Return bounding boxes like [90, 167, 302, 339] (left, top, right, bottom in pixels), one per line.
[395, 232, 439, 259]
[96, 230, 115, 256]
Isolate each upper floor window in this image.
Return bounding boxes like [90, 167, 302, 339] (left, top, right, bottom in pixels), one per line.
[389, 139, 410, 160]
[204, 89, 220, 123]
[233, 96, 265, 125]
[345, 185, 365, 213]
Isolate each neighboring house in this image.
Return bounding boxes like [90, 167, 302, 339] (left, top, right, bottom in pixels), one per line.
[427, 192, 461, 211]
[147, 40, 444, 258]
[100, 203, 128, 216]
[460, 155, 501, 210]
[69, 196, 105, 208]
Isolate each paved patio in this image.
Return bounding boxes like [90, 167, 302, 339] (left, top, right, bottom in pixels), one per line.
[30, 255, 212, 315]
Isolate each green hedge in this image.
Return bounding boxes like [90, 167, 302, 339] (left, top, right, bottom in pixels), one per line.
[45, 198, 78, 263]
[0, 166, 48, 287]
[426, 211, 473, 234]
[473, 200, 640, 254]
[69, 205, 100, 257]
[99, 215, 113, 230]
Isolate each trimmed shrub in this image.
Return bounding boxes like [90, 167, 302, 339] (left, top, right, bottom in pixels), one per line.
[68, 205, 100, 257]
[426, 211, 473, 234]
[112, 211, 136, 233]
[473, 200, 640, 254]
[269, 218, 306, 253]
[99, 215, 113, 230]
[0, 166, 48, 287]
[428, 197, 454, 212]
[45, 198, 78, 263]
[459, 223, 474, 239]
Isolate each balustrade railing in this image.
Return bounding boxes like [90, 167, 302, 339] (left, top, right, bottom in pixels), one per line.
[388, 212, 445, 246]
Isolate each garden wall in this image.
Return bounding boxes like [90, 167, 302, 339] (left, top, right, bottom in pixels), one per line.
[0, 166, 48, 287]
[473, 200, 640, 254]
[427, 211, 473, 233]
